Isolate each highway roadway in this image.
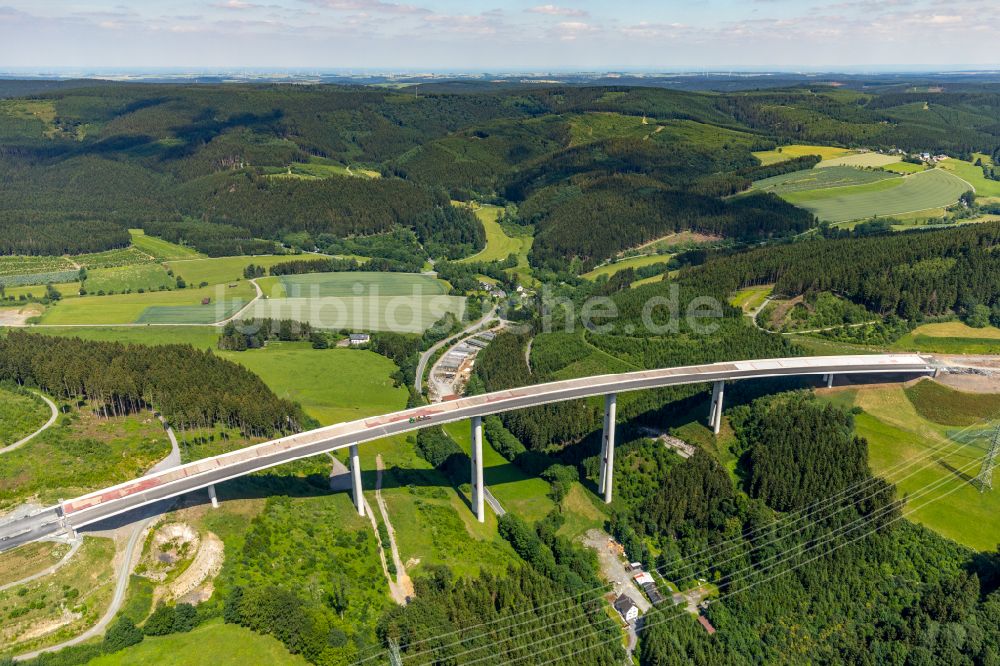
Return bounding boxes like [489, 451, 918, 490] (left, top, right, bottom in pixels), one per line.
[0, 353, 934, 552]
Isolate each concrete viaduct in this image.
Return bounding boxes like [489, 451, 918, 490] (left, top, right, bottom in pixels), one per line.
[0, 354, 934, 551]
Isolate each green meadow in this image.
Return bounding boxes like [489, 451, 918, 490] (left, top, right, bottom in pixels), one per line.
[822, 383, 1000, 551]
[257, 271, 448, 299]
[165, 255, 297, 287]
[782, 168, 970, 222]
[458, 205, 527, 265]
[89, 619, 308, 666]
[752, 165, 896, 194]
[220, 343, 407, 426]
[892, 321, 1000, 355]
[37, 283, 254, 325]
[247, 295, 465, 333]
[583, 253, 672, 280]
[128, 229, 204, 260]
[752, 144, 853, 165]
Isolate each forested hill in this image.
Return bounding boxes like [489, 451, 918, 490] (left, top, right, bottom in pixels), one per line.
[1, 82, 998, 266]
[681, 222, 1000, 318]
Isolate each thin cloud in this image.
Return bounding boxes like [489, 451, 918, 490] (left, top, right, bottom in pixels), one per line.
[302, 0, 430, 14]
[527, 4, 588, 18]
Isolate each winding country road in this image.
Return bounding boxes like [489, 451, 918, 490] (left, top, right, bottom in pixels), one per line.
[14, 420, 181, 661]
[1, 391, 58, 455]
[414, 305, 498, 393]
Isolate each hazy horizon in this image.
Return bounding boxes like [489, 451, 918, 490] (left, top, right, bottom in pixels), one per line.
[0, 1, 997, 71]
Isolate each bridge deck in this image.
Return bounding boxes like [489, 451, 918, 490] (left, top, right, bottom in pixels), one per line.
[59, 354, 931, 527]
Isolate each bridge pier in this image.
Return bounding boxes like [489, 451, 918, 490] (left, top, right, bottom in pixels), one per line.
[471, 416, 484, 523]
[598, 394, 617, 504]
[350, 444, 365, 517]
[825, 373, 835, 388]
[207, 484, 219, 509]
[709, 381, 725, 435]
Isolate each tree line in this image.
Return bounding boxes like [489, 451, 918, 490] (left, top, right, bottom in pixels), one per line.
[0, 331, 304, 436]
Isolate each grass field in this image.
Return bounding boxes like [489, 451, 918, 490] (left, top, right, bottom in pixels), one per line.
[33, 326, 220, 349]
[0, 536, 116, 656]
[164, 255, 295, 287]
[752, 165, 896, 194]
[753, 144, 853, 166]
[247, 295, 465, 333]
[883, 161, 929, 174]
[816, 153, 899, 169]
[829, 384, 1000, 551]
[458, 205, 525, 264]
[937, 158, 1000, 198]
[85, 264, 175, 295]
[782, 168, 970, 222]
[128, 229, 203, 261]
[892, 322, 1000, 355]
[0, 387, 49, 447]
[582, 253, 673, 280]
[729, 285, 774, 313]
[89, 618, 308, 666]
[37, 283, 254, 325]
[220, 343, 408, 425]
[257, 271, 448, 299]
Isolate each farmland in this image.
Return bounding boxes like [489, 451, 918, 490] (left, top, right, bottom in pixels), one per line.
[36, 282, 254, 325]
[218, 340, 519, 579]
[84, 264, 175, 295]
[892, 321, 1000, 355]
[257, 271, 447, 299]
[165, 255, 296, 287]
[815, 152, 899, 169]
[262, 156, 380, 180]
[752, 144, 853, 165]
[247, 294, 465, 333]
[781, 168, 971, 222]
[752, 165, 896, 194]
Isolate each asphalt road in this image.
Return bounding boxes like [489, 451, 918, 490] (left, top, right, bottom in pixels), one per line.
[1, 354, 934, 552]
[414, 306, 498, 393]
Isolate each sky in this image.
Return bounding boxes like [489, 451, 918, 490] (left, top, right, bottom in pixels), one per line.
[0, 0, 997, 72]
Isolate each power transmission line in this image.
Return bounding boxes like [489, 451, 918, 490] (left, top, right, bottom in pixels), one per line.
[354, 410, 999, 666]
[975, 424, 1000, 492]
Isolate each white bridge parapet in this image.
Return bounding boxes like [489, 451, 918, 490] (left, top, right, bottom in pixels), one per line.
[5, 354, 928, 546]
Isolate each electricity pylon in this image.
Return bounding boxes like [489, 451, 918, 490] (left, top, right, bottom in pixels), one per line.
[974, 424, 1000, 493]
[389, 638, 403, 666]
